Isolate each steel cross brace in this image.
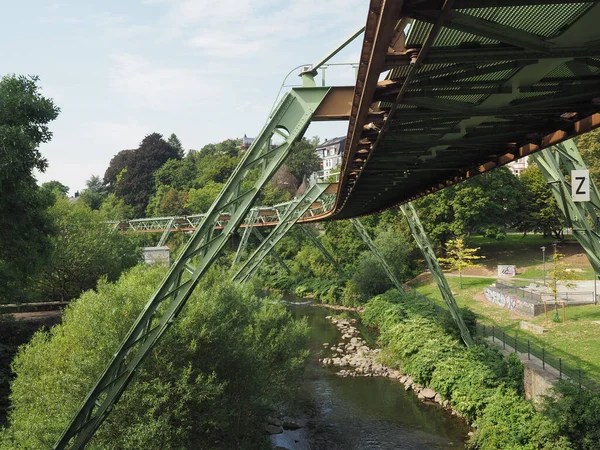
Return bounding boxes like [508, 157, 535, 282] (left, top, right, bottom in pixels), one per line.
[232, 183, 330, 283]
[251, 227, 291, 274]
[350, 218, 406, 296]
[54, 86, 330, 449]
[533, 140, 600, 275]
[157, 217, 175, 247]
[232, 209, 259, 266]
[400, 203, 473, 347]
[299, 225, 344, 275]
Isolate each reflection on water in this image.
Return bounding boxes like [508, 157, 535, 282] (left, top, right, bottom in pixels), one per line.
[275, 292, 468, 450]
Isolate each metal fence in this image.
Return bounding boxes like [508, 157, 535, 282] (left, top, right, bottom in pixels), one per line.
[476, 322, 597, 391]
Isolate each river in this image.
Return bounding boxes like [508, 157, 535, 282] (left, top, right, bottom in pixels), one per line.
[271, 292, 469, 450]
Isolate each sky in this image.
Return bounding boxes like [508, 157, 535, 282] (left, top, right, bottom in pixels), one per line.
[2, 0, 368, 194]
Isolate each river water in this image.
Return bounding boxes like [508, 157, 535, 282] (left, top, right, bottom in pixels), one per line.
[272, 292, 468, 450]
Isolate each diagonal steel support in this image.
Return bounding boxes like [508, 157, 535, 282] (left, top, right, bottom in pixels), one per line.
[534, 139, 600, 279]
[232, 183, 330, 283]
[300, 225, 344, 275]
[400, 203, 473, 347]
[350, 218, 406, 296]
[251, 227, 291, 274]
[157, 217, 175, 247]
[54, 86, 330, 449]
[232, 209, 259, 266]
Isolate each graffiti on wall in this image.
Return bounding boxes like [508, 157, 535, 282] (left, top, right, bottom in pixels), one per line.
[484, 288, 521, 311]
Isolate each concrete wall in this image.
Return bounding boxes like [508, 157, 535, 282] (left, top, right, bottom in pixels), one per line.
[143, 246, 170, 267]
[483, 287, 545, 317]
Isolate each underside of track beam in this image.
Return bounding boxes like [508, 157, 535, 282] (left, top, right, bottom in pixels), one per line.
[350, 218, 406, 296]
[533, 139, 600, 277]
[54, 86, 330, 450]
[400, 203, 473, 347]
[232, 183, 330, 283]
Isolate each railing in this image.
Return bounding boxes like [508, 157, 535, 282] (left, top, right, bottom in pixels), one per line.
[476, 322, 597, 391]
[494, 281, 599, 304]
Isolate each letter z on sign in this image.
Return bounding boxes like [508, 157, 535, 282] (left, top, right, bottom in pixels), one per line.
[572, 170, 590, 202]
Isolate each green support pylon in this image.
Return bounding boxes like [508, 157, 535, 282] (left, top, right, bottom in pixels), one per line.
[300, 225, 344, 275]
[251, 227, 291, 274]
[534, 139, 600, 282]
[233, 183, 329, 283]
[157, 217, 175, 247]
[350, 218, 406, 296]
[232, 209, 259, 266]
[54, 86, 330, 450]
[400, 203, 473, 346]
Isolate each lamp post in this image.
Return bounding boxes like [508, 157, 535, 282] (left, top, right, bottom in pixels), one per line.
[541, 246, 546, 285]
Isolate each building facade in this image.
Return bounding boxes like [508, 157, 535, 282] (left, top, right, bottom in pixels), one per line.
[314, 136, 346, 179]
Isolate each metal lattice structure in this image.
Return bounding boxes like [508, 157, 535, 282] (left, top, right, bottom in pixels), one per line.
[54, 86, 330, 449]
[350, 218, 406, 295]
[400, 202, 473, 346]
[299, 225, 344, 275]
[232, 183, 331, 283]
[534, 139, 600, 275]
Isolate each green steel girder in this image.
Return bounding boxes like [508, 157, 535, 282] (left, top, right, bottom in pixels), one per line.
[157, 217, 175, 247]
[232, 209, 259, 266]
[300, 225, 344, 275]
[533, 140, 600, 275]
[350, 218, 406, 296]
[232, 183, 330, 283]
[400, 203, 473, 347]
[54, 86, 330, 450]
[251, 227, 291, 275]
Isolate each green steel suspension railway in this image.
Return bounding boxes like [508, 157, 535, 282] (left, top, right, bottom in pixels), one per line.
[55, 1, 600, 447]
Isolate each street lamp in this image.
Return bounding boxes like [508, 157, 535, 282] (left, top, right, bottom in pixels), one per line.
[541, 246, 546, 285]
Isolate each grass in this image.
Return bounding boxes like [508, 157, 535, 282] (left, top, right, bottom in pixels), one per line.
[410, 234, 600, 382]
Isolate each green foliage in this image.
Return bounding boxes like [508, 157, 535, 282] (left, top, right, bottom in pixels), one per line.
[0, 74, 59, 301]
[438, 237, 485, 288]
[186, 181, 224, 213]
[79, 175, 107, 210]
[517, 165, 566, 238]
[577, 129, 600, 187]
[40, 180, 69, 198]
[32, 198, 141, 301]
[415, 167, 521, 246]
[1, 266, 309, 449]
[361, 293, 568, 448]
[103, 133, 181, 217]
[285, 138, 321, 186]
[167, 133, 185, 158]
[153, 158, 197, 192]
[542, 381, 600, 450]
[98, 193, 135, 220]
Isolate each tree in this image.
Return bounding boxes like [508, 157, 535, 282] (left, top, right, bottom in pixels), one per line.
[103, 133, 181, 217]
[547, 251, 576, 322]
[517, 165, 566, 238]
[415, 167, 522, 248]
[40, 181, 69, 198]
[576, 129, 600, 186]
[32, 198, 141, 301]
[285, 138, 321, 188]
[79, 175, 107, 210]
[0, 75, 59, 301]
[438, 237, 485, 288]
[2, 268, 308, 448]
[186, 181, 224, 213]
[167, 133, 184, 158]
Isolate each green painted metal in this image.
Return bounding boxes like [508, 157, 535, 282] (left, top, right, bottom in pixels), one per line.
[350, 218, 406, 296]
[400, 202, 473, 347]
[54, 86, 330, 450]
[300, 225, 344, 275]
[533, 139, 600, 277]
[157, 217, 175, 247]
[233, 183, 330, 283]
[232, 209, 259, 266]
[251, 227, 291, 274]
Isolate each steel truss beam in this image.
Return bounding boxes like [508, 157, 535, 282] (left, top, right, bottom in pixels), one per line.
[232, 183, 330, 283]
[400, 203, 473, 346]
[232, 209, 259, 266]
[350, 218, 406, 296]
[533, 139, 600, 275]
[54, 86, 330, 449]
[299, 225, 344, 275]
[251, 227, 291, 274]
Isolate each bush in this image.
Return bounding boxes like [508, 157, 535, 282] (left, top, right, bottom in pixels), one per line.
[1, 265, 309, 449]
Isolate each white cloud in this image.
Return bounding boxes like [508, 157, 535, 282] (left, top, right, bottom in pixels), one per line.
[109, 52, 224, 111]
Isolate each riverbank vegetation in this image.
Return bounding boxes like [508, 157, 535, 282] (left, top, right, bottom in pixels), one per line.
[1, 266, 309, 449]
